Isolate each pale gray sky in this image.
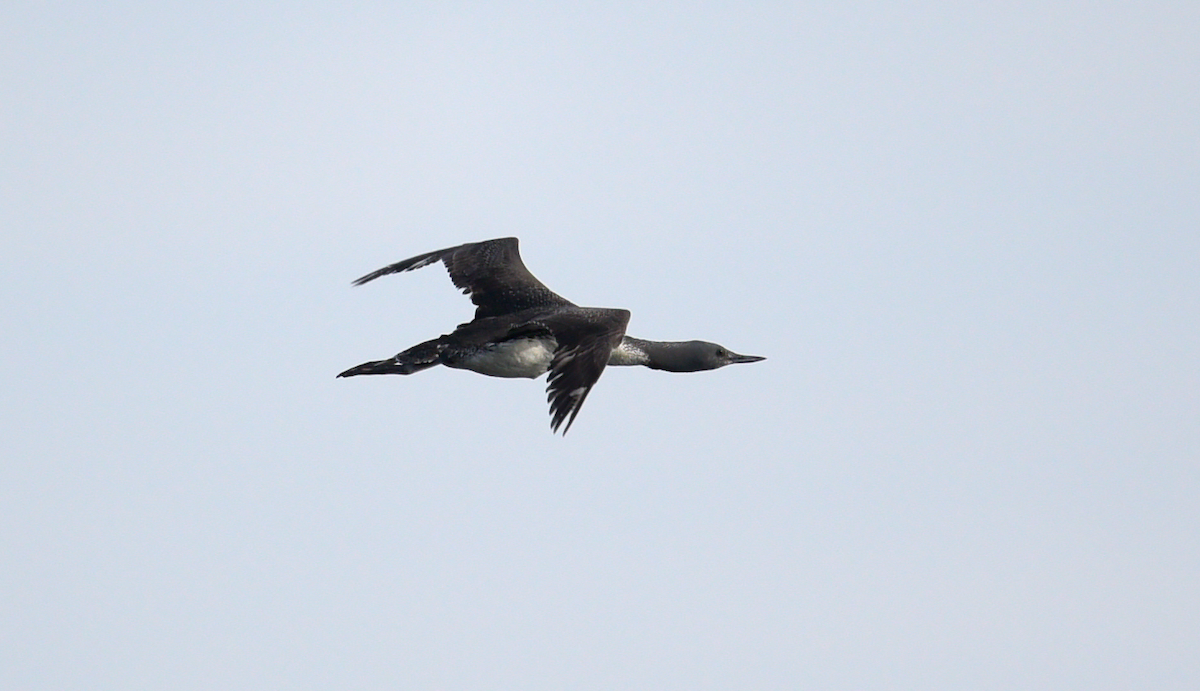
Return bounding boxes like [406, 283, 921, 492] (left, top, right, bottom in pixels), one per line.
[3, 2, 1198, 689]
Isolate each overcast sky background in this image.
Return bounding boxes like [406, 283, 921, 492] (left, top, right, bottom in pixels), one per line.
[3, 2, 1198, 689]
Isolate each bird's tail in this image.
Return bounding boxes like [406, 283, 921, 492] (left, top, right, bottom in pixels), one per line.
[337, 339, 442, 378]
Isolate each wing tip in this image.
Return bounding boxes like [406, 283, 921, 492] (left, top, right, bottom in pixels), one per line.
[349, 253, 446, 287]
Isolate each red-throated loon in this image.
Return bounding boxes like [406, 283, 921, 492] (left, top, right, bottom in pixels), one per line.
[338, 237, 764, 434]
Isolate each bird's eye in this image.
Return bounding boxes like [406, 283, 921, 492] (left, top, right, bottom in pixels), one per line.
[715, 348, 725, 356]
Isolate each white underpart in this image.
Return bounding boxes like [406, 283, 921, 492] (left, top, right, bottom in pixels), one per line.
[450, 338, 556, 379]
[607, 338, 650, 366]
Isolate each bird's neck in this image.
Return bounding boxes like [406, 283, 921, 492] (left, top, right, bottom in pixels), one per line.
[608, 336, 685, 370]
[608, 336, 651, 366]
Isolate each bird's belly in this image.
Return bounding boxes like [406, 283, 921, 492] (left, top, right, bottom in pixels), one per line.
[448, 338, 556, 379]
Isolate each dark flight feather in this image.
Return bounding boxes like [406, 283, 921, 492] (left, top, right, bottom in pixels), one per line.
[352, 237, 574, 319]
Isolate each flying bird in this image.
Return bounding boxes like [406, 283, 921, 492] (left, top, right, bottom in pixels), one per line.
[338, 237, 764, 434]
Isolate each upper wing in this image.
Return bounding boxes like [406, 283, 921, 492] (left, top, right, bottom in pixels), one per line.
[541, 307, 631, 435]
[351, 237, 575, 319]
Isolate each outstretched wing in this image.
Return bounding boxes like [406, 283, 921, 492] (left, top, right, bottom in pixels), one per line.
[352, 237, 575, 319]
[541, 308, 631, 435]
